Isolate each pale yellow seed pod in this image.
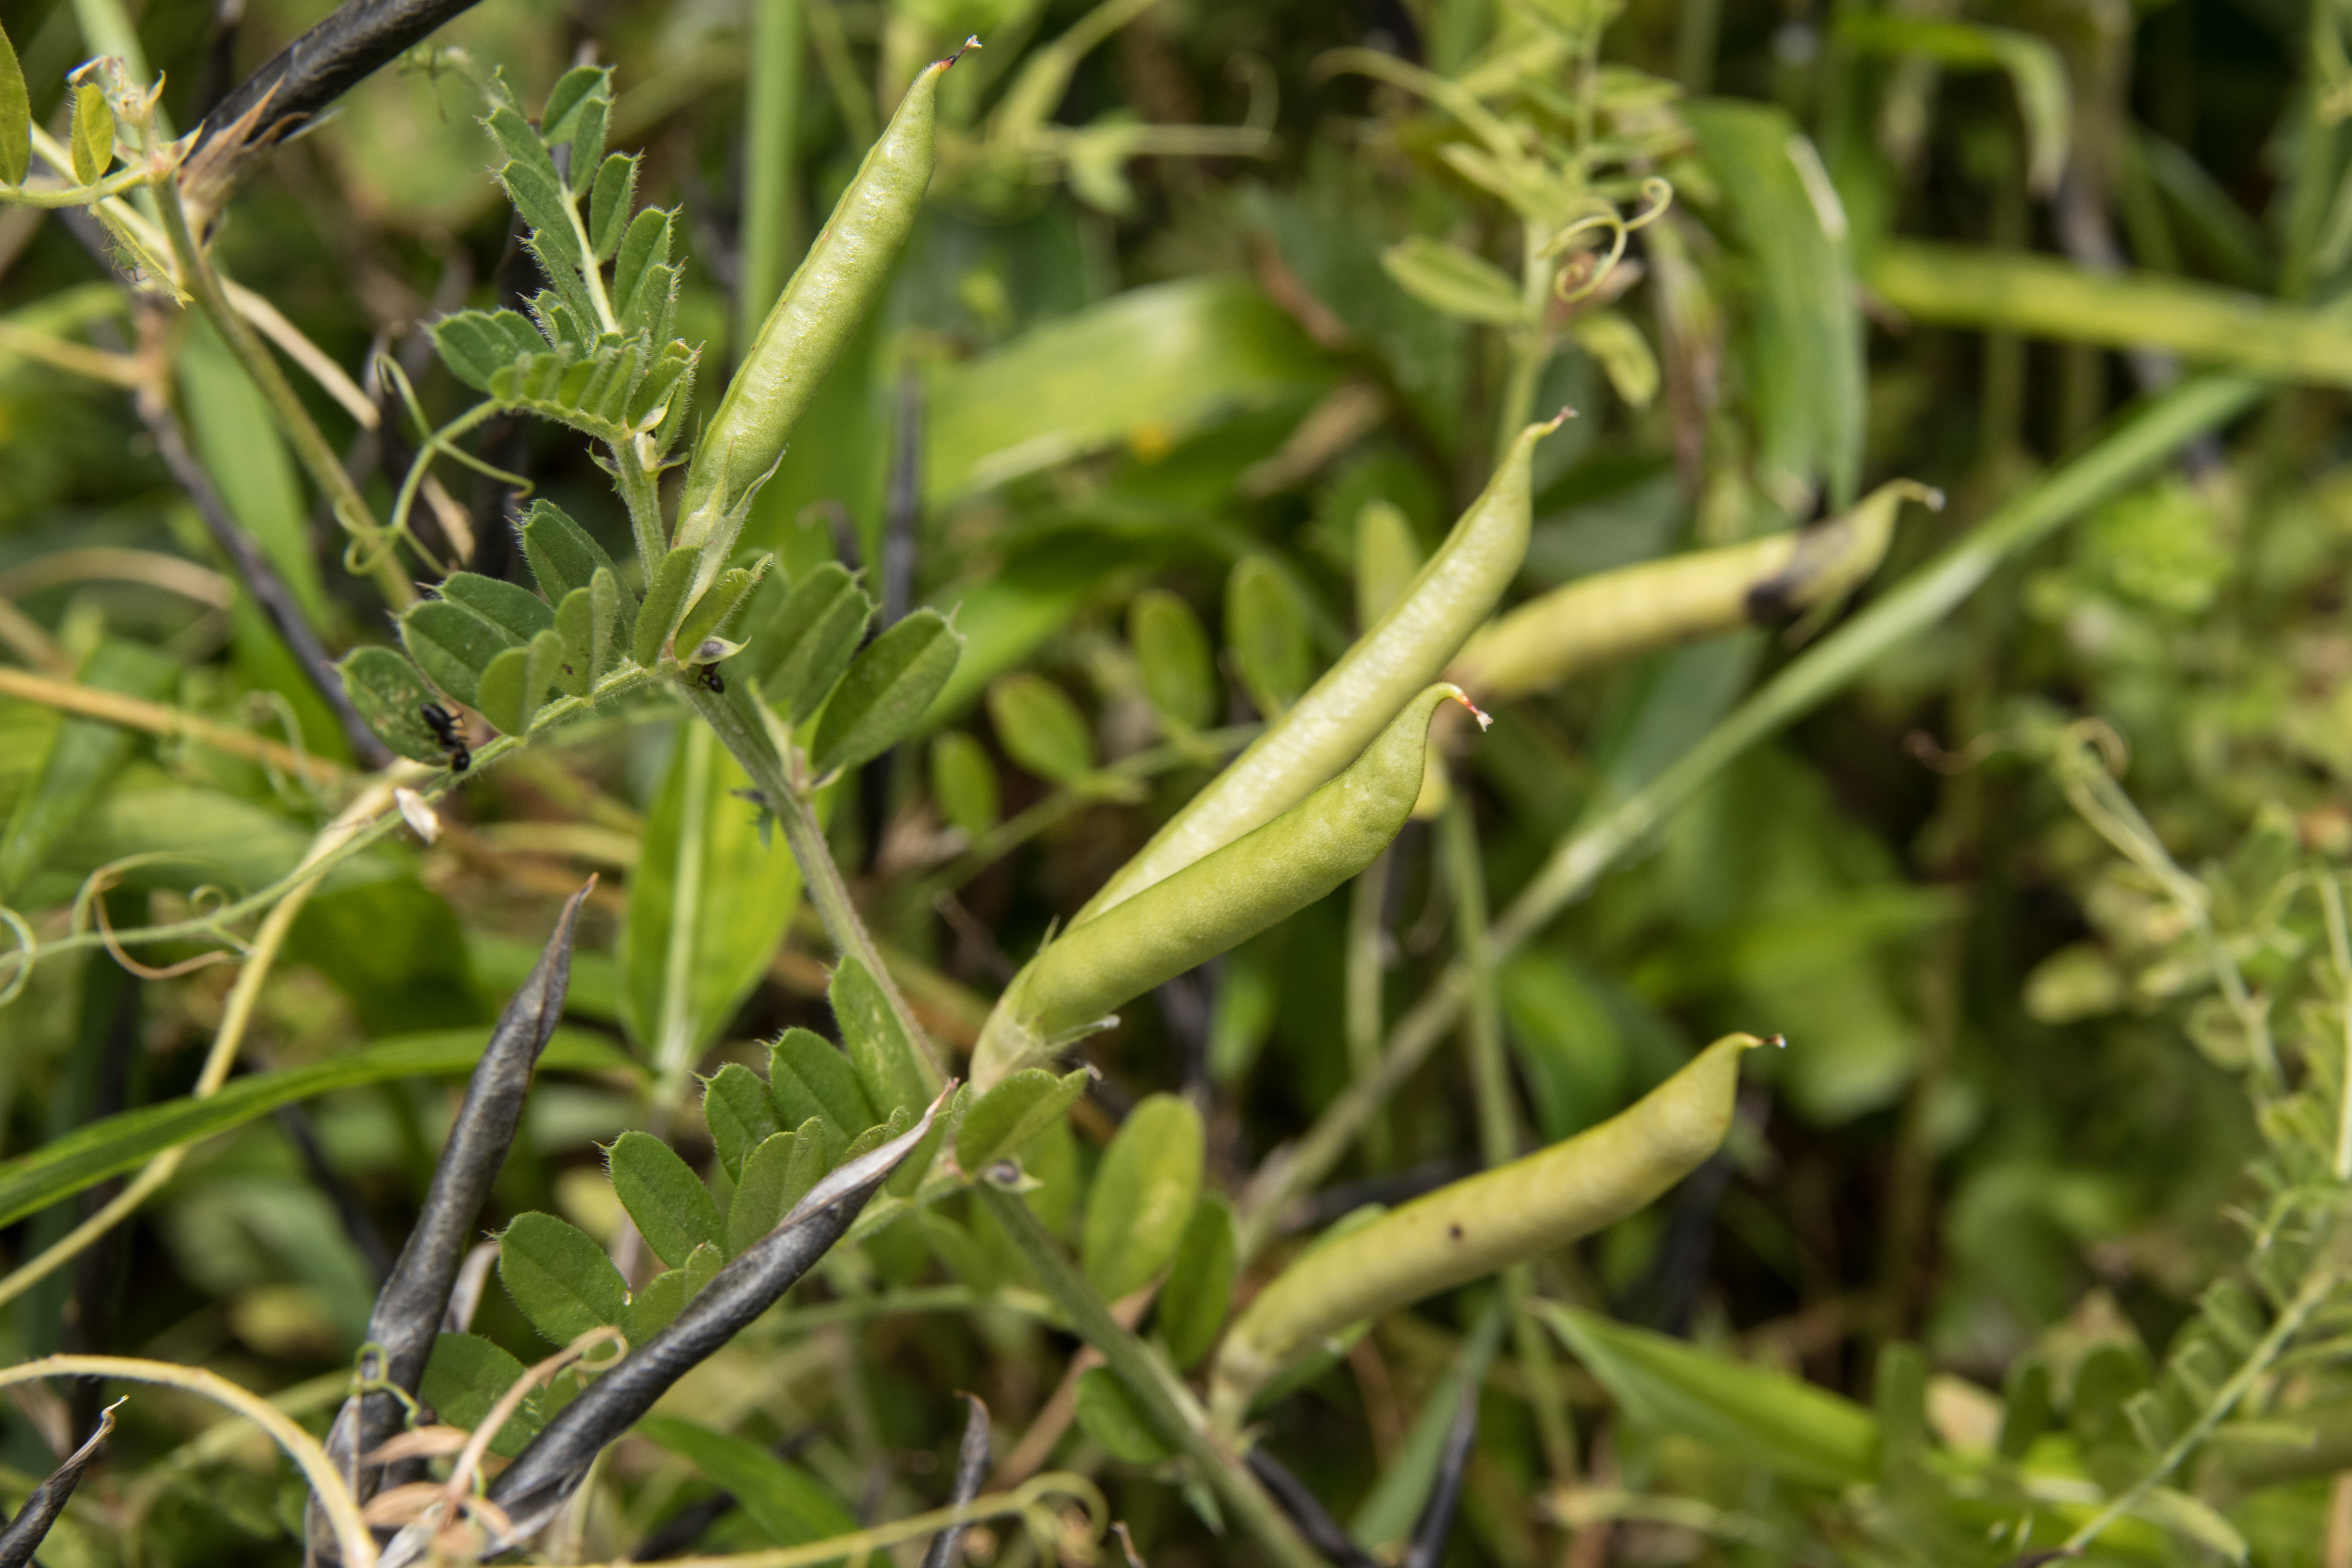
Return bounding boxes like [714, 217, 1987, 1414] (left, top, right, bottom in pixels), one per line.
[1209, 1032, 1766, 1426]
[1450, 480, 1937, 703]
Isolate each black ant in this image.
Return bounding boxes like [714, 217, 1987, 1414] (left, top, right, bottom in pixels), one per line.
[694, 665, 725, 694]
[419, 701, 472, 773]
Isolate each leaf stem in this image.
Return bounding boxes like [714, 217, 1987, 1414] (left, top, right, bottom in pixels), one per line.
[975, 1183, 1327, 1568]
[0, 778, 396, 1312]
[2062, 1262, 2338, 1553]
[684, 683, 946, 1088]
[613, 437, 670, 568]
[149, 155, 415, 609]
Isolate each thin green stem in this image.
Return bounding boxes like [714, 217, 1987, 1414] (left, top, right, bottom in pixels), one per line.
[613, 439, 670, 568]
[654, 721, 716, 1098]
[1495, 223, 1554, 472]
[1237, 373, 2264, 1255]
[1344, 847, 1395, 1168]
[975, 1183, 1325, 1568]
[739, 0, 803, 365]
[1438, 798, 1576, 1482]
[151, 170, 413, 608]
[4, 663, 663, 976]
[0, 162, 168, 208]
[685, 683, 946, 1089]
[2062, 1262, 2337, 1553]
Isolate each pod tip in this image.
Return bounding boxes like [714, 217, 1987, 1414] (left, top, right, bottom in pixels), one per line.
[1444, 685, 1493, 732]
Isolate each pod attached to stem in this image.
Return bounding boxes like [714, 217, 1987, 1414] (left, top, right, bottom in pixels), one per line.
[1209, 1032, 1766, 1426]
[671, 42, 972, 591]
[974, 684, 1482, 1086]
[1449, 480, 1938, 703]
[1073, 416, 1564, 925]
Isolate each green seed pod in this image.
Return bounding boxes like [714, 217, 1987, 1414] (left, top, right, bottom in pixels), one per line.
[1449, 479, 1936, 703]
[672, 45, 968, 577]
[974, 683, 1476, 1085]
[1075, 415, 1562, 925]
[1209, 1032, 1765, 1425]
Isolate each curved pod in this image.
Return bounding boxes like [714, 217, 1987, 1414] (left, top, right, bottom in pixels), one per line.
[975, 684, 1478, 1086]
[1073, 416, 1564, 925]
[673, 46, 967, 585]
[1451, 480, 1934, 702]
[1210, 1032, 1765, 1424]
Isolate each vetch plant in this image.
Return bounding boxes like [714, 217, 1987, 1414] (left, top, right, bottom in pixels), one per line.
[7, 0, 2352, 1563]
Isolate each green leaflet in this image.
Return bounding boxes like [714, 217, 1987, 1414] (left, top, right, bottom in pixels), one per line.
[441, 570, 556, 642]
[746, 562, 873, 721]
[402, 599, 517, 708]
[1128, 590, 1217, 732]
[607, 1129, 724, 1267]
[1155, 1194, 1237, 1371]
[69, 83, 112, 186]
[703, 1063, 781, 1181]
[1379, 236, 1528, 327]
[726, 1125, 828, 1254]
[767, 1029, 877, 1155]
[433, 309, 547, 394]
[1224, 556, 1312, 719]
[1081, 1094, 1204, 1301]
[420, 1333, 547, 1459]
[636, 1416, 858, 1546]
[829, 955, 936, 1114]
[499, 1211, 629, 1345]
[987, 673, 1096, 783]
[475, 630, 566, 735]
[1535, 1302, 1879, 1488]
[810, 610, 963, 777]
[620, 724, 802, 1077]
[675, 560, 769, 658]
[956, 1068, 1088, 1171]
[1685, 100, 1865, 513]
[0, 1028, 628, 1231]
[928, 731, 999, 838]
[589, 153, 637, 257]
[924, 276, 1337, 506]
[0, 640, 176, 901]
[339, 647, 446, 764]
[1074, 1366, 1176, 1465]
[519, 499, 630, 624]
[0, 23, 28, 187]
